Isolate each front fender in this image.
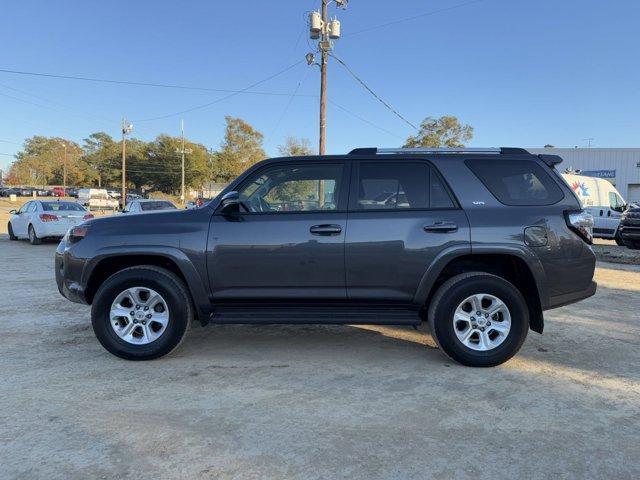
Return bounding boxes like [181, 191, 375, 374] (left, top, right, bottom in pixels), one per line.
[82, 245, 212, 320]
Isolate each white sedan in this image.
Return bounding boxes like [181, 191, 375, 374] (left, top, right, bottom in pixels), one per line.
[8, 200, 94, 245]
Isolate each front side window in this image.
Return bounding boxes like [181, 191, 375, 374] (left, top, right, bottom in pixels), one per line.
[466, 159, 564, 206]
[18, 202, 31, 214]
[609, 192, 625, 212]
[239, 163, 343, 213]
[354, 162, 455, 210]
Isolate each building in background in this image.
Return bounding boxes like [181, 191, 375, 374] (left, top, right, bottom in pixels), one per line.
[529, 148, 640, 203]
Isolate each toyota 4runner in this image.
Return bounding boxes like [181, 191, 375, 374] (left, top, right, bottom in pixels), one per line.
[55, 147, 597, 367]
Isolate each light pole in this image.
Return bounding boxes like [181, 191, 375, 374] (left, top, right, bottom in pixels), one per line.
[121, 118, 133, 209]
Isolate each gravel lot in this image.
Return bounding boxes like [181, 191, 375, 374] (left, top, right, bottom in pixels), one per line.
[1, 236, 639, 480]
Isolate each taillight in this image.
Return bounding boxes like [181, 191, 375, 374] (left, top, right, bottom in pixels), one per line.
[83, 214, 94, 220]
[68, 225, 89, 243]
[39, 213, 59, 222]
[565, 209, 593, 244]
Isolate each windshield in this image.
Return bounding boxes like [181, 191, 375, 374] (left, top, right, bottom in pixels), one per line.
[140, 201, 176, 211]
[41, 202, 85, 212]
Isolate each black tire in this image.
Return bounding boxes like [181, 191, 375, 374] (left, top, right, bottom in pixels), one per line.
[91, 266, 192, 360]
[624, 240, 640, 250]
[8, 222, 17, 241]
[28, 224, 42, 245]
[428, 272, 529, 367]
[614, 229, 625, 246]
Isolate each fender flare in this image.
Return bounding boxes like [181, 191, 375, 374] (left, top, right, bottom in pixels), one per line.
[82, 245, 212, 320]
[413, 243, 549, 312]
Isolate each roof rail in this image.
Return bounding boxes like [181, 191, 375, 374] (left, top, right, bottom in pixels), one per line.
[348, 147, 530, 155]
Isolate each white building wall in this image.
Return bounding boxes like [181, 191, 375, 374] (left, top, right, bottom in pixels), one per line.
[528, 148, 640, 202]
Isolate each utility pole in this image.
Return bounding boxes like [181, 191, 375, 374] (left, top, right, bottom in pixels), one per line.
[60, 142, 67, 196]
[121, 118, 133, 209]
[176, 119, 192, 206]
[308, 0, 345, 205]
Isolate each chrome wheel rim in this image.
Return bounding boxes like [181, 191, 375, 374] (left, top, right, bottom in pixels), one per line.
[109, 287, 169, 345]
[453, 293, 511, 351]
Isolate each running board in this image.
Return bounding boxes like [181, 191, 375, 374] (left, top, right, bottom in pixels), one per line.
[209, 304, 422, 325]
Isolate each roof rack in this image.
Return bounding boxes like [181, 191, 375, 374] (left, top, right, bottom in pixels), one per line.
[348, 147, 530, 155]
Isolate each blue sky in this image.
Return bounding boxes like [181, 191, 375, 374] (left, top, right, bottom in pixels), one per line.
[1, 0, 638, 170]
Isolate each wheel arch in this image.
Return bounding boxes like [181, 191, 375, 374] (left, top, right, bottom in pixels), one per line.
[415, 248, 547, 334]
[83, 248, 211, 324]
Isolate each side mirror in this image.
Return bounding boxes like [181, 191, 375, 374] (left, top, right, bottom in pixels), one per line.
[9, 209, 17, 215]
[219, 191, 241, 215]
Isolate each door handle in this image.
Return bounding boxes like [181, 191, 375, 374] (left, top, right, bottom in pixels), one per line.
[310, 224, 342, 236]
[424, 221, 458, 233]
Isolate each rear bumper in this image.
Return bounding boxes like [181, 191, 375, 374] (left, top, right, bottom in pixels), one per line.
[545, 280, 597, 310]
[38, 222, 73, 238]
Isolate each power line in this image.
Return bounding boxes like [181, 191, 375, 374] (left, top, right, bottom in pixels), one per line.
[268, 69, 312, 140]
[134, 60, 305, 122]
[345, 0, 486, 37]
[0, 67, 315, 98]
[329, 53, 417, 130]
[328, 99, 404, 140]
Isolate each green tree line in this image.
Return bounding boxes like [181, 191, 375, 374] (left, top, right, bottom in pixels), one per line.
[4, 114, 472, 191]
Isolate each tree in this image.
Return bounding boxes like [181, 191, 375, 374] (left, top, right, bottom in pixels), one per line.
[82, 132, 120, 187]
[141, 135, 210, 193]
[403, 116, 473, 148]
[544, 144, 555, 148]
[212, 116, 266, 182]
[278, 136, 313, 157]
[8, 136, 85, 186]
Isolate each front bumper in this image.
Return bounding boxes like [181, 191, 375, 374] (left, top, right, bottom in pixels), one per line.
[546, 280, 597, 310]
[55, 242, 89, 305]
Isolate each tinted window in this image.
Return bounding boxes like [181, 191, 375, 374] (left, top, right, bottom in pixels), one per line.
[354, 162, 455, 210]
[140, 201, 177, 211]
[466, 159, 564, 206]
[42, 202, 85, 212]
[239, 163, 343, 213]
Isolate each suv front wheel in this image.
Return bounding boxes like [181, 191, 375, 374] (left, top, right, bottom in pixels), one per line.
[428, 272, 529, 367]
[91, 266, 192, 360]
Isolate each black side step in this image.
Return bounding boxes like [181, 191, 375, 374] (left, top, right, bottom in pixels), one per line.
[209, 304, 422, 325]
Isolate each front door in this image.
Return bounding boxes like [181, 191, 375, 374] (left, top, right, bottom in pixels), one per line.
[345, 160, 470, 302]
[207, 160, 350, 301]
[13, 201, 32, 236]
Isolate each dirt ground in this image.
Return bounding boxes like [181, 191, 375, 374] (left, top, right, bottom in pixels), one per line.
[1, 236, 639, 480]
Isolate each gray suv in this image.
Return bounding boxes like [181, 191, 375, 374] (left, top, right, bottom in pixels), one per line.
[55, 147, 596, 367]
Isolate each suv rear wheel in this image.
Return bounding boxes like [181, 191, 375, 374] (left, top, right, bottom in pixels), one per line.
[428, 272, 529, 367]
[91, 266, 192, 360]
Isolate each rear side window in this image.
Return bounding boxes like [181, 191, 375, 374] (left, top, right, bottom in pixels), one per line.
[466, 159, 564, 206]
[353, 162, 456, 210]
[140, 201, 177, 211]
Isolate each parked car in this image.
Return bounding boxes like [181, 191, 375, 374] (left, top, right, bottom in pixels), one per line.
[51, 187, 67, 197]
[561, 173, 627, 244]
[67, 188, 79, 198]
[18, 187, 34, 196]
[55, 147, 596, 367]
[0, 187, 20, 197]
[618, 206, 640, 249]
[8, 200, 94, 245]
[122, 199, 177, 214]
[77, 188, 119, 210]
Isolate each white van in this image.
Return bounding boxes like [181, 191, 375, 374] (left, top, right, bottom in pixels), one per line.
[77, 188, 120, 211]
[561, 173, 627, 240]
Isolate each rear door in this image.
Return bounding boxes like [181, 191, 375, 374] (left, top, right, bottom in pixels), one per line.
[207, 160, 350, 300]
[345, 159, 470, 302]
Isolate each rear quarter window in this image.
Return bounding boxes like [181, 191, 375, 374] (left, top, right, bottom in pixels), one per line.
[465, 159, 564, 206]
